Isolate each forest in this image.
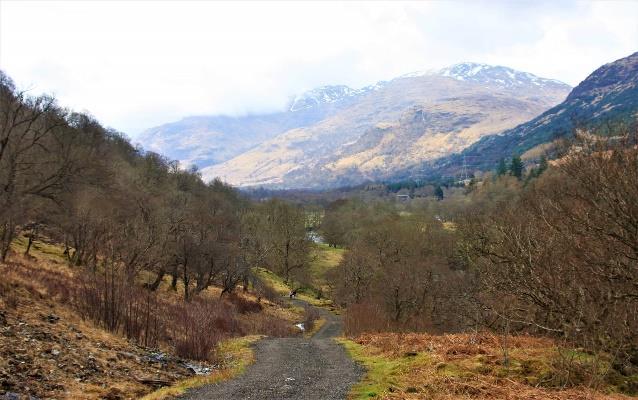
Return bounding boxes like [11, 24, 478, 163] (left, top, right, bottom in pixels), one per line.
[0, 70, 315, 364]
[321, 125, 638, 391]
[1, 67, 637, 398]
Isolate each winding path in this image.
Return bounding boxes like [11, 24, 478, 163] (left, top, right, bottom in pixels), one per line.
[179, 300, 363, 400]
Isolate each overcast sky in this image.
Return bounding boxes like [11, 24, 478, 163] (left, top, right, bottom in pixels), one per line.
[1, 1, 637, 137]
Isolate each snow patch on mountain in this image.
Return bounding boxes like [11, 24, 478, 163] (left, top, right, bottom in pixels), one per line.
[436, 62, 570, 89]
[288, 85, 361, 111]
[398, 63, 569, 90]
[287, 63, 569, 113]
[288, 82, 388, 112]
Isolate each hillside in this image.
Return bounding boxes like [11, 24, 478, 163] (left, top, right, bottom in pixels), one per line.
[139, 64, 570, 188]
[137, 102, 353, 169]
[421, 51, 638, 176]
[0, 235, 300, 399]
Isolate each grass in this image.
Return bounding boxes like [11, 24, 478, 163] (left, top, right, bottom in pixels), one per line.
[141, 335, 263, 400]
[252, 243, 344, 310]
[0, 254, 196, 399]
[253, 267, 291, 296]
[338, 338, 433, 399]
[308, 243, 344, 289]
[339, 333, 635, 400]
[252, 265, 332, 308]
[10, 234, 67, 263]
[2, 236, 299, 399]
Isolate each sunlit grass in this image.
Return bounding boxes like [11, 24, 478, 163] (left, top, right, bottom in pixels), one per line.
[308, 243, 344, 288]
[338, 338, 431, 399]
[252, 265, 332, 308]
[10, 234, 67, 263]
[338, 333, 634, 399]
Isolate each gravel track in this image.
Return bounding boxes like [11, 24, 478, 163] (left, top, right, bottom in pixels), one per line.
[179, 300, 363, 400]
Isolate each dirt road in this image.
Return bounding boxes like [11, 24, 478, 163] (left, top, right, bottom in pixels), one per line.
[179, 300, 363, 400]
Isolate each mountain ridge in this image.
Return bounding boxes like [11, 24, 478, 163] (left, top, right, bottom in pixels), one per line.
[414, 51, 638, 179]
[139, 63, 572, 188]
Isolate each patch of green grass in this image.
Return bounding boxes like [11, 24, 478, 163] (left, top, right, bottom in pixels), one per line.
[141, 335, 263, 400]
[252, 266, 333, 308]
[559, 348, 598, 363]
[253, 267, 291, 296]
[11, 235, 67, 262]
[308, 243, 344, 287]
[252, 243, 343, 306]
[337, 338, 431, 399]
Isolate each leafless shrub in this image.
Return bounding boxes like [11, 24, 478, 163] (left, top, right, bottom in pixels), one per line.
[73, 266, 165, 348]
[167, 298, 240, 361]
[344, 303, 393, 336]
[303, 305, 320, 332]
[242, 312, 296, 337]
[227, 294, 262, 314]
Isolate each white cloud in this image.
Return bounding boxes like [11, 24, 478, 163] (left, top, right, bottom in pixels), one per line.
[0, 0, 636, 136]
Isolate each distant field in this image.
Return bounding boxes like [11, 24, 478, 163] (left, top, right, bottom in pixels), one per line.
[252, 243, 343, 308]
[308, 243, 344, 289]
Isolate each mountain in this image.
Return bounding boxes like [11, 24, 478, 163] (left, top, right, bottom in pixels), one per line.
[201, 63, 569, 188]
[139, 83, 388, 169]
[138, 99, 353, 169]
[288, 84, 382, 112]
[139, 63, 570, 188]
[421, 52, 638, 177]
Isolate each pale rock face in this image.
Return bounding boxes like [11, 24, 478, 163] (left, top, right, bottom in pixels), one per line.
[139, 63, 572, 189]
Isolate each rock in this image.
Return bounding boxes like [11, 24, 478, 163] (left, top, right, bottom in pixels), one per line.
[102, 387, 125, 400]
[182, 362, 211, 375]
[43, 314, 60, 324]
[146, 352, 168, 364]
[0, 393, 20, 400]
[0, 311, 6, 326]
[116, 351, 138, 361]
[135, 376, 171, 387]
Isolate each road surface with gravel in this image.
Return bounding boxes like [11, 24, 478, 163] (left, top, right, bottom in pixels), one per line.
[179, 300, 363, 400]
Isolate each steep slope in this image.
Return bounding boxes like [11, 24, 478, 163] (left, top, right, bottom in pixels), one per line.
[423, 52, 638, 177]
[138, 88, 365, 169]
[202, 64, 569, 188]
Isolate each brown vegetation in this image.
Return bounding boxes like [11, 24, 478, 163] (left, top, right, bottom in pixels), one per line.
[344, 332, 634, 399]
[0, 240, 298, 398]
[330, 124, 638, 395]
[0, 69, 314, 399]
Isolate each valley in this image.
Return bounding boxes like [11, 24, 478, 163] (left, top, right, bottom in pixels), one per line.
[1, 5, 637, 399]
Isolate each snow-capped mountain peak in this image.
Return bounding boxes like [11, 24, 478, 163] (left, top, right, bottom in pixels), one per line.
[435, 62, 569, 89]
[288, 82, 388, 112]
[288, 85, 360, 112]
[398, 62, 569, 90]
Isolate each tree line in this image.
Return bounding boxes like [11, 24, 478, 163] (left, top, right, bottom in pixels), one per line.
[0, 70, 311, 302]
[324, 124, 638, 380]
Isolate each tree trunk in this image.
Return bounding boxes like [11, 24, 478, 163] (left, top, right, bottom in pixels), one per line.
[170, 270, 178, 291]
[24, 235, 34, 255]
[148, 268, 165, 291]
[183, 265, 190, 301]
[0, 219, 16, 262]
